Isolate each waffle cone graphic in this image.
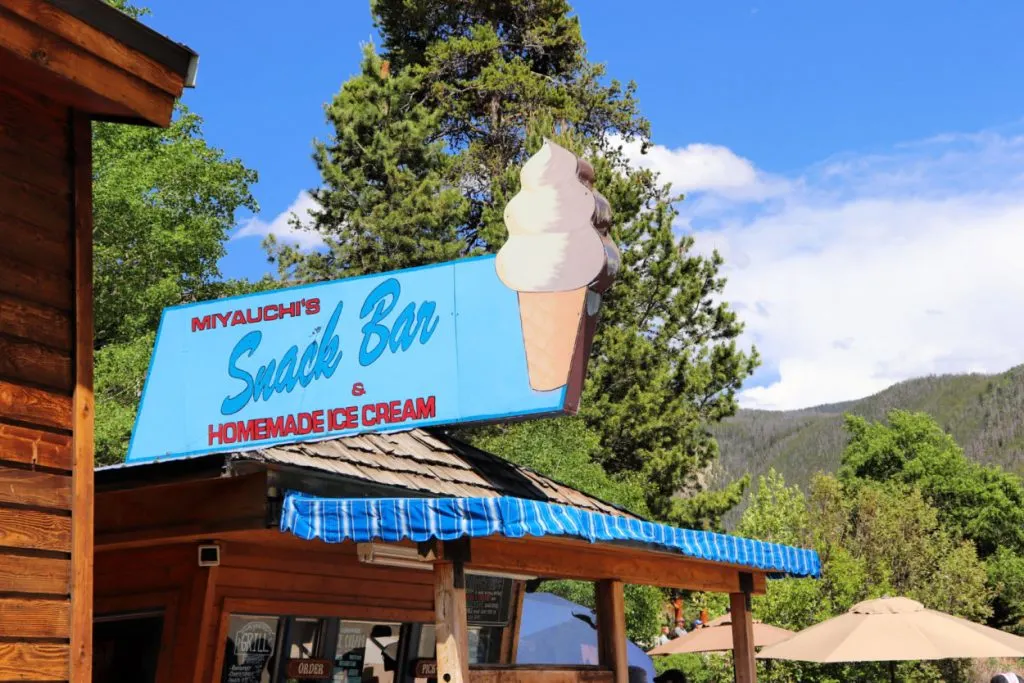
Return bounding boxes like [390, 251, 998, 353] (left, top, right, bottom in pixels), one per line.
[518, 288, 587, 391]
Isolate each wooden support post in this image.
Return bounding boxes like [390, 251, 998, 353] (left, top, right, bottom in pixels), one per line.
[70, 112, 95, 683]
[499, 580, 526, 664]
[595, 580, 628, 683]
[730, 572, 757, 683]
[435, 559, 469, 683]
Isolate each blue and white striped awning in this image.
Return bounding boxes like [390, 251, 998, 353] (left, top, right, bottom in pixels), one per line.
[280, 493, 821, 579]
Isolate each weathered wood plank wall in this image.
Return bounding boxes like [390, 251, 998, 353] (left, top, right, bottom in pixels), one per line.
[0, 77, 91, 682]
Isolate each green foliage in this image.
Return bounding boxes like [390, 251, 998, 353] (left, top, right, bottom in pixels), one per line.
[471, 418, 648, 517]
[92, 108, 260, 464]
[95, 334, 154, 466]
[987, 547, 1024, 634]
[677, 467, 993, 682]
[93, 109, 257, 346]
[105, 0, 147, 19]
[473, 419, 663, 641]
[712, 366, 1024, 527]
[833, 410, 1024, 633]
[271, 0, 758, 519]
[535, 580, 664, 646]
[840, 410, 1024, 557]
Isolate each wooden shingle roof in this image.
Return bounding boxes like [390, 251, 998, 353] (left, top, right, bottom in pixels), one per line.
[233, 429, 633, 518]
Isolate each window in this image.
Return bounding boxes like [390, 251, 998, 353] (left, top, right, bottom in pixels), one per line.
[413, 623, 503, 671]
[222, 615, 280, 683]
[221, 615, 401, 683]
[93, 611, 164, 683]
[332, 621, 400, 683]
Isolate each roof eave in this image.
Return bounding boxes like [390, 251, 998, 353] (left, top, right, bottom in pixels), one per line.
[45, 0, 198, 86]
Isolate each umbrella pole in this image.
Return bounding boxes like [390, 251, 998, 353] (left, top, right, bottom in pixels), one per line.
[888, 661, 895, 683]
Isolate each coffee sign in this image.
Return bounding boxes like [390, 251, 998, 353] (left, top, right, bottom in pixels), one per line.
[286, 659, 331, 680]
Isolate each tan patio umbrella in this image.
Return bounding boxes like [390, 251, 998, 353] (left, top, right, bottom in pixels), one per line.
[757, 597, 1024, 682]
[647, 614, 794, 656]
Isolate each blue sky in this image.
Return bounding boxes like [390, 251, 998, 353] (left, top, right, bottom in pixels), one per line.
[140, 1, 1024, 409]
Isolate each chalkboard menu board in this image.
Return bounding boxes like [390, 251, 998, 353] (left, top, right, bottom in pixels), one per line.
[332, 623, 371, 683]
[222, 616, 279, 683]
[466, 575, 513, 626]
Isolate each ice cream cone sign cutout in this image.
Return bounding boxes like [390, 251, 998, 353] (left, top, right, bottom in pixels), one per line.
[496, 139, 620, 392]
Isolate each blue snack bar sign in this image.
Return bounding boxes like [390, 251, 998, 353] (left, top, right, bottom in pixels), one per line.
[127, 141, 618, 463]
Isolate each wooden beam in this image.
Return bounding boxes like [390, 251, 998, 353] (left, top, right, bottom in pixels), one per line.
[0, 0, 187, 96]
[595, 581, 627, 683]
[0, 598, 69, 638]
[0, 422, 72, 470]
[95, 472, 268, 548]
[468, 668, 612, 683]
[499, 581, 525, 664]
[0, 78, 69, 156]
[0, 642, 69, 680]
[70, 111, 94, 683]
[188, 566, 219, 683]
[0, 507, 71, 551]
[0, 333, 72, 391]
[0, 466, 71, 508]
[0, 6, 176, 125]
[0, 172, 69, 234]
[220, 596, 434, 626]
[470, 537, 768, 594]
[730, 573, 757, 683]
[0, 295, 73, 352]
[0, 379, 72, 430]
[0, 554, 69, 594]
[0, 250, 74, 311]
[436, 560, 470, 683]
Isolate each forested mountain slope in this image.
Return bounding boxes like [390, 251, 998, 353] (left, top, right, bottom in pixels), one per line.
[712, 365, 1024, 497]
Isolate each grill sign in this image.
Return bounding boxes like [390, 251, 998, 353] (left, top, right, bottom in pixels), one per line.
[286, 659, 331, 679]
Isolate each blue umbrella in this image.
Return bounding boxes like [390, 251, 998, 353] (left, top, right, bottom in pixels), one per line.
[517, 592, 656, 682]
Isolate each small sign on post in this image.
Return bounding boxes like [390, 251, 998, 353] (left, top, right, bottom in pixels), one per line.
[414, 659, 437, 678]
[286, 659, 332, 680]
[466, 575, 513, 626]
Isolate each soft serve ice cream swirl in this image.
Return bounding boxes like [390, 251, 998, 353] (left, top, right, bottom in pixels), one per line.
[495, 139, 615, 392]
[496, 139, 607, 293]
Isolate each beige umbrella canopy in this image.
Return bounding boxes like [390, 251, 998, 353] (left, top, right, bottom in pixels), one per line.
[757, 596, 1024, 663]
[648, 614, 794, 656]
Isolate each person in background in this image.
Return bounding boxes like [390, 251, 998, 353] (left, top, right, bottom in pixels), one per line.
[691, 619, 703, 631]
[653, 669, 688, 683]
[672, 619, 687, 638]
[992, 674, 1023, 683]
[654, 626, 671, 646]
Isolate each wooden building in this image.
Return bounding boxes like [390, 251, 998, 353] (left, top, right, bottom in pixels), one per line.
[94, 429, 820, 683]
[0, 0, 194, 678]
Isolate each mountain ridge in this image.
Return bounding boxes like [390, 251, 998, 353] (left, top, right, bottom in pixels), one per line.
[711, 364, 1024, 503]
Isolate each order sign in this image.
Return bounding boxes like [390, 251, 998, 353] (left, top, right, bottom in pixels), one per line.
[286, 659, 331, 680]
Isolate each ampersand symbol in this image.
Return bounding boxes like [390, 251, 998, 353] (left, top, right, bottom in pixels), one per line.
[351, 382, 366, 397]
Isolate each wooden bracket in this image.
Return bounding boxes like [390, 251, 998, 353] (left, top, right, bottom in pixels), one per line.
[440, 538, 471, 588]
[739, 571, 754, 610]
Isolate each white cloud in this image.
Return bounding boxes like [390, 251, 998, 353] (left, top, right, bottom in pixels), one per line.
[626, 127, 1024, 410]
[610, 134, 791, 201]
[234, 191, 325, 250]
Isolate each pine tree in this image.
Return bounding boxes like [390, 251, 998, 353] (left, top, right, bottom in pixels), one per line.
[271, 0, 758, 523]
